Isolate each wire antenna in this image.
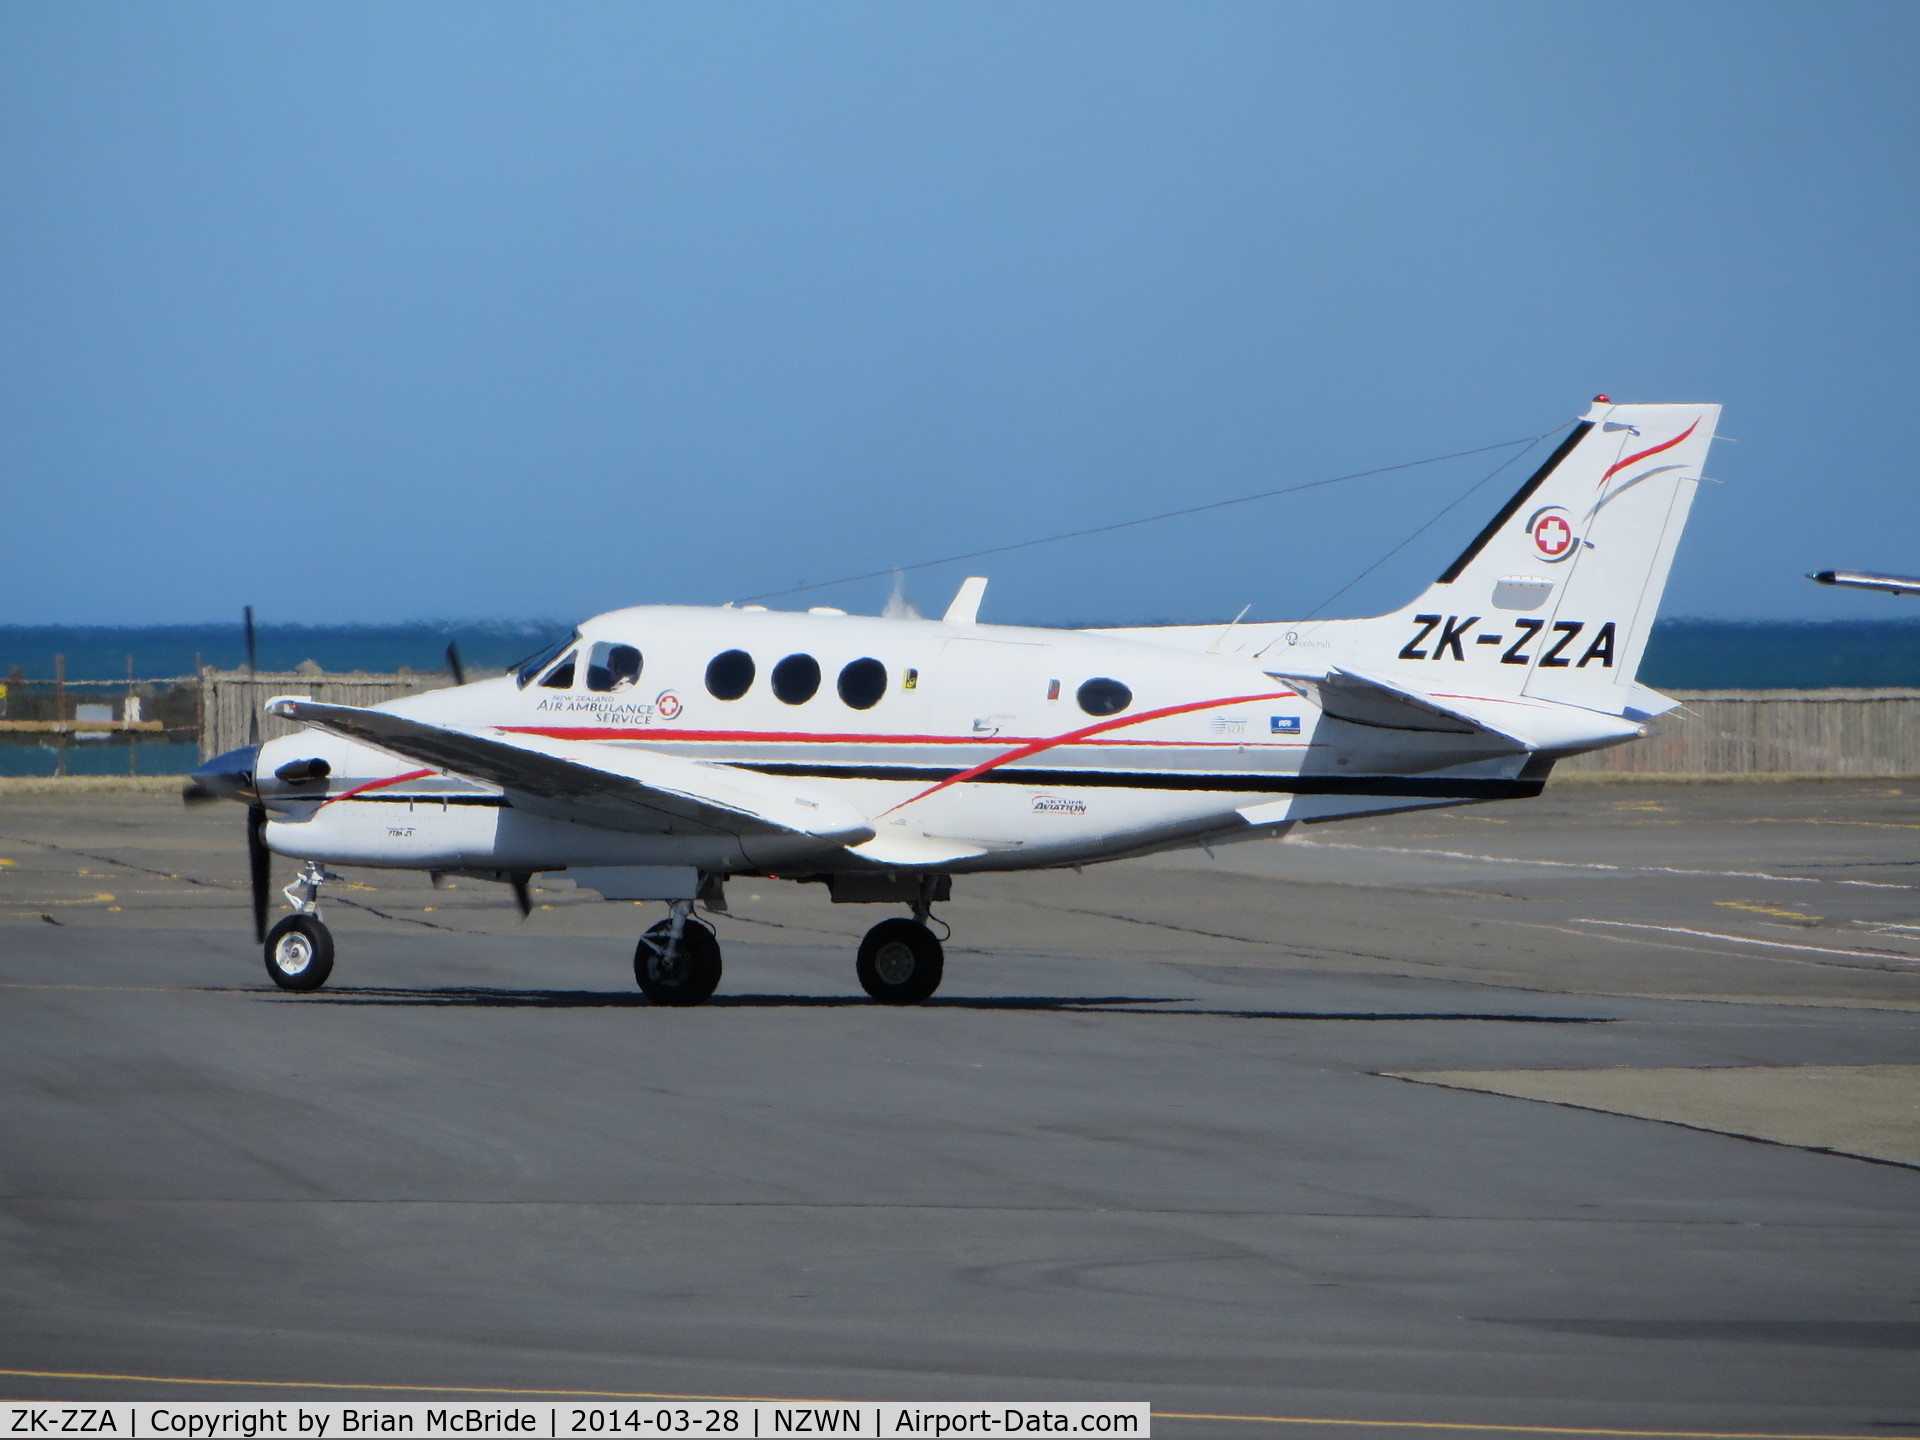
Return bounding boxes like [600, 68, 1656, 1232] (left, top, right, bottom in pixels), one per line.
[731, 429, 1559, 607]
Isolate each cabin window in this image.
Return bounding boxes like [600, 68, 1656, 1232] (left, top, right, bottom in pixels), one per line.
[705, 649, 756, 700]
[514, 633, 577, 689]
[1076, 677, 1132, 717]
[539, 651, 578, 689]
[772, 653, 822, 705]
[586, 642, 642, 693]
[837, 657, 887, 710]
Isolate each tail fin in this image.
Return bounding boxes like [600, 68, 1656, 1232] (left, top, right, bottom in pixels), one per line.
[1325, 399, 1718, 715]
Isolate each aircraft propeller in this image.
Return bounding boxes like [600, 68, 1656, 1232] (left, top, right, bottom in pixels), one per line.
[180, 607, 272, 939]
[246, 799, 271, 941]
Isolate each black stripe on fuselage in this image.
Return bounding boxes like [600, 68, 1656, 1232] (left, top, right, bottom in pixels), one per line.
[738, 762, 1539, 799]
[315, 775, 1538, 804]
[1434, 421, 1593, 585]
[323, 794, 511, 806]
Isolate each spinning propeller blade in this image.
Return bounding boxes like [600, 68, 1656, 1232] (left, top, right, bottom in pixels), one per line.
[510, 872, 532, 918]
[244, 605, 259, 747]
[247, 803, 271, 942]
[445, 642, 467, 687]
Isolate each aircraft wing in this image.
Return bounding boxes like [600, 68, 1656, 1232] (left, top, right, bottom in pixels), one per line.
[1271, 667, 1645, 752]
[1810, 569, 1920, 596]
[269, 700, 876, 846]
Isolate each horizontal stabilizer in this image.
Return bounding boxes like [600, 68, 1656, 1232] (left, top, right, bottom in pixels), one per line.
[270, 700, 875, 846]
[1272, 667, 1644, 754]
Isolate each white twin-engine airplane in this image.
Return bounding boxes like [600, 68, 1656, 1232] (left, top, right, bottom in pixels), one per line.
[189, 398, 1717, 1004]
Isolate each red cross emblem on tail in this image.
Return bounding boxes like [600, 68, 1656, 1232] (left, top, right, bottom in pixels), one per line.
[1527, 506, 1576, 563]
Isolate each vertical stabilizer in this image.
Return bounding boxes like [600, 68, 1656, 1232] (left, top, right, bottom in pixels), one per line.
[1304, 399, 1718, 715]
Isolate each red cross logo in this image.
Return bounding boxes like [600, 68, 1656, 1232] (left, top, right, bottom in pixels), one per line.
[1530, 509, 1575, 561]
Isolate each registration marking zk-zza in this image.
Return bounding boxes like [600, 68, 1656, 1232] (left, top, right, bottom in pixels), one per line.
[1399, 614, 1616, 669]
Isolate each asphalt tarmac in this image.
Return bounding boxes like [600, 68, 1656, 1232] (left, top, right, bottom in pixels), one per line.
[2, 782, 1918, 1436]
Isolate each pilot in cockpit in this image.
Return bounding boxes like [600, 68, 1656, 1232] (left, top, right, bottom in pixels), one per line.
[585, 642, 643, 693]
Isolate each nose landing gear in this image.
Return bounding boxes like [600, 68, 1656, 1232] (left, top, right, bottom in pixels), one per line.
[264, 861, 337, 991]
[634, 899, 723, 1006]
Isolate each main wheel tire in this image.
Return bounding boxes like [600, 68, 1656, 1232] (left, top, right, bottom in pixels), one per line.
[264, 914, 334, 992]
[634, 918, 723, 1006]
[856, 918, 944, 1004]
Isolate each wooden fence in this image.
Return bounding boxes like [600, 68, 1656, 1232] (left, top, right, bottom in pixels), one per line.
[198, 670, 453, 759]
[200, 673, 1920, 776]
[1558, 690, 1920, 775]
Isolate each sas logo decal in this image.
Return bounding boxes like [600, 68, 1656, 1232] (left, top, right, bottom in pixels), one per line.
[654, 690, 682, 720]
[1270, 716, 1301, 735]
[1032, 795, 1088, 816]
[1399, 614, 1616, 668]
[1527, 505, 1577, 563]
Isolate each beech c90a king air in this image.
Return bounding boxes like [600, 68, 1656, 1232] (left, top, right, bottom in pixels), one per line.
[188, 398, 1718, 1004]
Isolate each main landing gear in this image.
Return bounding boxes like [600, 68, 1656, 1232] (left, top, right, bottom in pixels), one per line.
[264, 862, 336, 991]
[856, 918, 944, 1005]
[627, 874, 948, 1007]
[854, 875, 946, 1005]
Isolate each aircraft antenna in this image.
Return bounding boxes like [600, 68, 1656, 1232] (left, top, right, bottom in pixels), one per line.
[1258, 431, 1555, 654]
[731, 426, 1561, 607]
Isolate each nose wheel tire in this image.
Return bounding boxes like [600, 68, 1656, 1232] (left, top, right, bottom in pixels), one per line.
[856, 918, 944, 1004]
[634, 919, 723, 1006]
[264, 915, 335, 992]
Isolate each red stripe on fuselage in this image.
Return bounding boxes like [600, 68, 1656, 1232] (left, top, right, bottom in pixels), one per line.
[503, 727, 1289, 749]
[1601, 417, 1699, 485]
[878, 690, 1296, 814]
[319, 768, 435, 807]
[505, 727, 1013, 745]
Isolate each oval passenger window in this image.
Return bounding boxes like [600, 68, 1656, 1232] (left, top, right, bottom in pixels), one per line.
[705, 650, 756, 701]
[772, 653, 821, 705]
[836, 657, 887, 710]
[1076, 677, 1132, 717]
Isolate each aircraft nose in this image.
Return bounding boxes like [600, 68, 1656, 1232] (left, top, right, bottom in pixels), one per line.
[182, 745, 261, 805]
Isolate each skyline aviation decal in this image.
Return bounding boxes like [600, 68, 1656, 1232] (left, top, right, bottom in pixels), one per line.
[1399, 614, 1615, 669]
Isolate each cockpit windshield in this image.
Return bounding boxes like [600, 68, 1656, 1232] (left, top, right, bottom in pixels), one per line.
[514, 632, 579, 689]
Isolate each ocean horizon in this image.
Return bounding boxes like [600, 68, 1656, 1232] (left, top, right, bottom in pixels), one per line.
[3, 617, 1919, 691]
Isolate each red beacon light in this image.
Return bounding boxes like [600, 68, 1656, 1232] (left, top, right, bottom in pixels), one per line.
[1593, 393, 1610, 403]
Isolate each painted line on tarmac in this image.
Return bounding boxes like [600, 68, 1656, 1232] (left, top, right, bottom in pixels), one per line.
[0, 1373, 1907, 1440]
[0, 1368, 802, 1400]
[1288, 841, 1912, 890]
[1568, 919, 1920, 963]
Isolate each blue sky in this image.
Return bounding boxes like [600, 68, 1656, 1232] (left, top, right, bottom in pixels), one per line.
[2, 2, 1915, 627]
